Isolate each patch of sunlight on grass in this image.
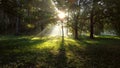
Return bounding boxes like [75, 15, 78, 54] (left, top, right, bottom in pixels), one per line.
[96, 35, 120, 39]
[31, 37, 41, 40]
[35, 38, 61, 54]
[114, 37, 120, 39]
[64, 38, 79, 46]
[65, 38, 86, 48]
[85, 40, 99, 44]
[66, 51, 74, 59]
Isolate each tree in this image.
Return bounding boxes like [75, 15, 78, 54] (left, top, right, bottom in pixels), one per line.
[104, 0, 120, 35]
[0, 0, 56, 35]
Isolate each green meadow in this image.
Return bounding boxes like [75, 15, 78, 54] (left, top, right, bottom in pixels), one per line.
[0, 36, 120, 68]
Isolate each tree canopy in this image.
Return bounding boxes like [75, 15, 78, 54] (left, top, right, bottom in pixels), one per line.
[0, 0, 120, 38]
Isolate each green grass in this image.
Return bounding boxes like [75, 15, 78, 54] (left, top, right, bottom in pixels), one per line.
[0, 35, 120, 68]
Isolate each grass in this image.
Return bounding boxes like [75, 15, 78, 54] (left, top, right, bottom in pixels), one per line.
[0, 35, 120, 68]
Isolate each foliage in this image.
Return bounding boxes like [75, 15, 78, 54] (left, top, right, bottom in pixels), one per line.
[0, 0, 56, 35]
[0, 0, 120, 37]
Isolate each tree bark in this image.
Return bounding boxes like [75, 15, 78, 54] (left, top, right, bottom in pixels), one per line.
[16, 16, 20, 35]
[74, 14, 79, 39]
[90, 10, 94, 39]
[74, 26, 78, 39]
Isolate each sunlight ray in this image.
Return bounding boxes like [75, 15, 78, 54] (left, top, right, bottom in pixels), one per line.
[31, 0, 69, 38]
[51, 0, 59, 12]
[49, 22, 68, 37]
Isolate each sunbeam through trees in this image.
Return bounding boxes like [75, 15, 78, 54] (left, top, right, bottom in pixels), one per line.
[0, 0, 120, 68]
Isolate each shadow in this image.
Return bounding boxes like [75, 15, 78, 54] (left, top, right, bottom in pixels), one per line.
[66, 41, 86, 67]
[78, 36, 120, 46]
[78, 36, 120, 68]
[56, 39, 68, 68]
[85, 45, 119, 67]
[64, 36, 120, 68]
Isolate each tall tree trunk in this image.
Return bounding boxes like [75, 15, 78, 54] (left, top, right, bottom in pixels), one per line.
[5, 14, 9, 34]
[74, 14, 79, 39]
[16, 16, 20, 35]
[16, 0, 20, 35]
[90, 10, 94, 39]
[74, 25, 78, 39]
[0, 10, 4, 33]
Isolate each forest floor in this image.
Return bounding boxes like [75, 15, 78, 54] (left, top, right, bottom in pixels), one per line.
[0, 35, 120, 68]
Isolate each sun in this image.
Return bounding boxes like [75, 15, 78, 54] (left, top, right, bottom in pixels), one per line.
[58, 11, 66, 19]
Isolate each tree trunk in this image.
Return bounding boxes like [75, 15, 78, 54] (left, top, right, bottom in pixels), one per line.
[5, 14, 9, 34]
[90, 10, 94, 39]
[74, 26, 78, 39]
[74, 15, 79, 39]
[16, 17, 19, 35]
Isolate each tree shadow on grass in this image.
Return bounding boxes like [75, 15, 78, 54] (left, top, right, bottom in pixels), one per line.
[64, 37, 120, 68]
[65, 41, 86, 68]
[78, 37, 120, 68]
[55, 40, 67, 68]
